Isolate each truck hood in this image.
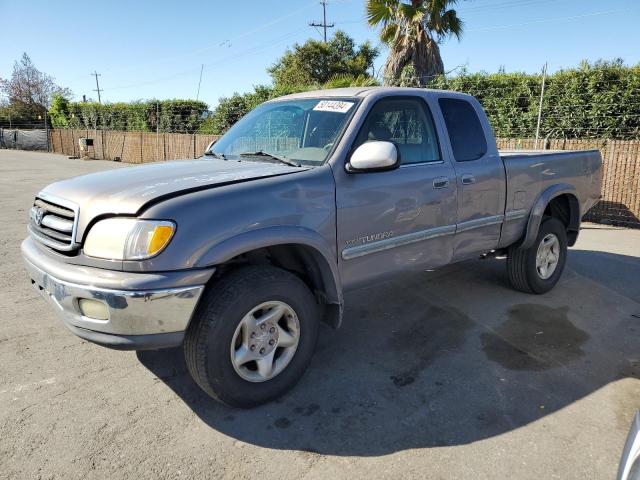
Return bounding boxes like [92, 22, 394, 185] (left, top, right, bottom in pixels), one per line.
[41, 158, 308, 240]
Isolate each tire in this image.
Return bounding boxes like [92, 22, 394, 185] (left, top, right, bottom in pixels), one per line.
[507, 217, 568, 294]
[184, 265, 319, 408]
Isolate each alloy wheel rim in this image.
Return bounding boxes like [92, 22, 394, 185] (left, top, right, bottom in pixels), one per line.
[230, 301, 300, 382]
[536, 233, 560, 280]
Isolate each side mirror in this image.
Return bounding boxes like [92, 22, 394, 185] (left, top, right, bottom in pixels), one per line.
[205, 139, 217, 152]
[347, 141, 399, 173]
[618, 411, 640, 480]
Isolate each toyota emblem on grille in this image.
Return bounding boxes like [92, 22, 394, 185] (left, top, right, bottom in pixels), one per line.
[30, 206, 45, 226]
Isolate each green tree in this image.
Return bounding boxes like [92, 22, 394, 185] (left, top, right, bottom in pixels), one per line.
[366, 0, 463, 86]
[268, 31, 378, 90]
[48, 93, 71, 127]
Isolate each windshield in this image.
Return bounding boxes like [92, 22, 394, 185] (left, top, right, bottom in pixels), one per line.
[208, 97, 359, 165]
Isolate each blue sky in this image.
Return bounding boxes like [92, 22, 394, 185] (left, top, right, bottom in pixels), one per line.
[1, 0, 638, 109]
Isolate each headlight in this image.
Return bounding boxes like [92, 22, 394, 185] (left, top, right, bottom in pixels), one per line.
[83, 218, 175, 260]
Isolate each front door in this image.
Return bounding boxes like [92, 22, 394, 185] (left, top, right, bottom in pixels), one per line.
[336, 96, 457, 290]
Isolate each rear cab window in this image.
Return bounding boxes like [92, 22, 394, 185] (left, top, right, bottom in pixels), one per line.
[438, 98, 488, 162]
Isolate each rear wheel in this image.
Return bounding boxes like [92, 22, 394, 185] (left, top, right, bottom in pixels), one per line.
[507, 217, 568, 294]
[184, 266, 320, 408]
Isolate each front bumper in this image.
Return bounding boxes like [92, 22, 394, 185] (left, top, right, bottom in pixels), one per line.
[22, 238, 211, 350]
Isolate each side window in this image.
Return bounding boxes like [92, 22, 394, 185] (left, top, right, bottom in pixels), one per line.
[438, 98, 488, 162]
[353, 98, 441, 165]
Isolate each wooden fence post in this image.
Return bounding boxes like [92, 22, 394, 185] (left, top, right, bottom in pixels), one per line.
[120, 131, 126, 162]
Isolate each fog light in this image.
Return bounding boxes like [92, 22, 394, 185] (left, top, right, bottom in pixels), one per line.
[78, 299, 109, 321]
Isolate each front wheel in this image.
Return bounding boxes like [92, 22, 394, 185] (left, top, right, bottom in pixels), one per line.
[507, 217, 568, 294]
[184, 266, 320, 408]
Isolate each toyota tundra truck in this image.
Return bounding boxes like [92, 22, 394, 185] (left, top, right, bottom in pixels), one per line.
[22, 87, 602, 407]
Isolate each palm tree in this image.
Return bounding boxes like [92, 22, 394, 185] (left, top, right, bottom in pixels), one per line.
[367, 0, 463, 86]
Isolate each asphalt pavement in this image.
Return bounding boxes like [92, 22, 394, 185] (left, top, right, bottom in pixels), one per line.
[1, 150, 639, 479]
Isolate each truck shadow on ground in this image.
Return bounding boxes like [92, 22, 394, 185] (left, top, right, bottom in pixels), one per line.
[584, 201, 640, 229]
[137, 249, 640, 456]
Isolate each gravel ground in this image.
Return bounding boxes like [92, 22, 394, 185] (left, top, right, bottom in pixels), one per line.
[1, 150, 639, 479]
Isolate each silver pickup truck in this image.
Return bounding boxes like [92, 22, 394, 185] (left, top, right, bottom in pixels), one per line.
[22, 87, 602, 407]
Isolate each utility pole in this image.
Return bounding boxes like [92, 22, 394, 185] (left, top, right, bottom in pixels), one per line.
[196, 64, 204, 101]
[91, 71, 102, 104]
[44, 108, 49, 151]
[309, 1, 334, 42]
[534, 62, 547, 149]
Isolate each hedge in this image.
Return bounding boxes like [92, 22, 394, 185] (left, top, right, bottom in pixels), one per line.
[49, 99, 209, 133]
[429, 60, 640, 140]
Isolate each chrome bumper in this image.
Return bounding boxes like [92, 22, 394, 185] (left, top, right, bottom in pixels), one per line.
[22, 239, 208, 350]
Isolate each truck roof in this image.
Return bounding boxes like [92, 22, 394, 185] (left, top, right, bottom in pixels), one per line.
[270, 86, 473, 101]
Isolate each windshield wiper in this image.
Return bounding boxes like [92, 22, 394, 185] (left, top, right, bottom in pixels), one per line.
[238, 150, 300, 167]
[204, 151, 226, 160]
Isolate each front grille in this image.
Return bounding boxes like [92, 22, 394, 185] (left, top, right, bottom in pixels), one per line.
[28, 195, 79, 252]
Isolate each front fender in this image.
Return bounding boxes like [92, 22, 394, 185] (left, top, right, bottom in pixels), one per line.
[520, 183, 579, 249]
[195, 225, 342, 306]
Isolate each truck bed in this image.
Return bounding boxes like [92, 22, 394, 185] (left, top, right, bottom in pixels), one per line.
[497, 148, 602, 248]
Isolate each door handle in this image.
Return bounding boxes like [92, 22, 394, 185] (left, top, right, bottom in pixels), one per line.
[461, 174, 476, 185]
[433, 177, 450, 189]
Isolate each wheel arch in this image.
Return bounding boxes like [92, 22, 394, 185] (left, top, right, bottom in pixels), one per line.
[194, 226, 343, 328]
[520, 184, 581, 249]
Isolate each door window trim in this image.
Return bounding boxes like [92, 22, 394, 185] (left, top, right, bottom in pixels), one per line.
[347, 95, 444, 167]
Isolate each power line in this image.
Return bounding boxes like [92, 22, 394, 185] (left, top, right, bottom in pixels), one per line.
[458, 0, 568, 13]
[104, 26, 309, 92]
[337, 0, 573, 27]
[466, 8, 637, 32]
[93, 1, 318, 79]
[309, 1, 335, 43]
[91, 71, 103, 104]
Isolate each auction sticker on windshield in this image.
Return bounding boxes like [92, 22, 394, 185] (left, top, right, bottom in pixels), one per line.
[313, 100, 354, 114]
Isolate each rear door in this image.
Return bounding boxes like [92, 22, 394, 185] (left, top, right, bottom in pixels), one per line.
[336, 95, 457, 289]
[437, 97, 505, 260]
